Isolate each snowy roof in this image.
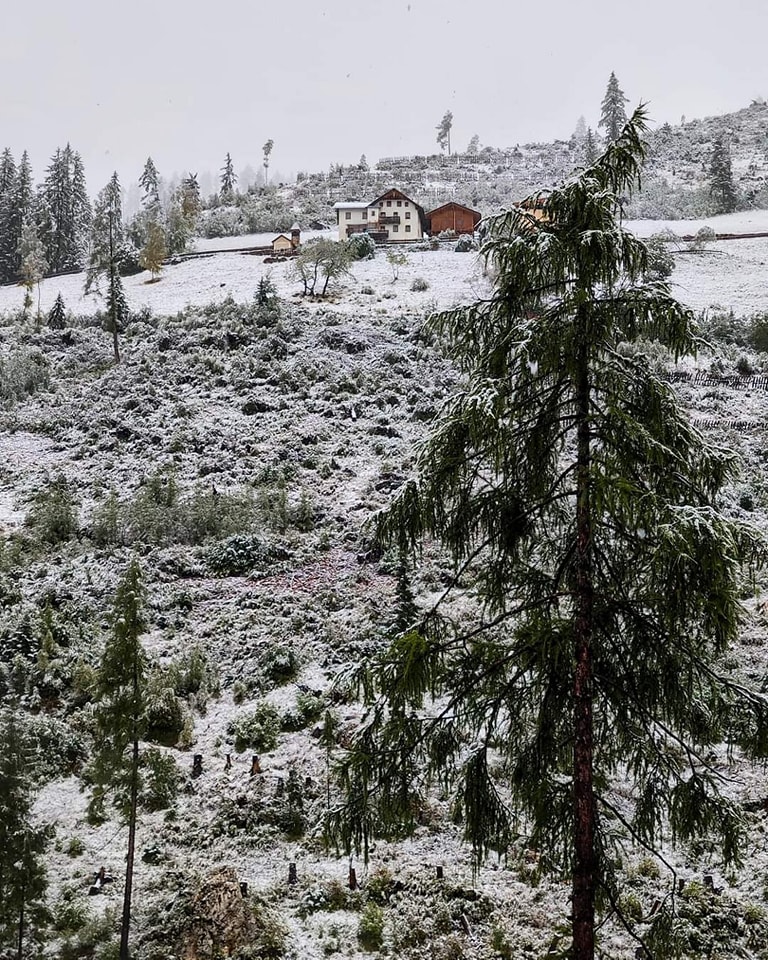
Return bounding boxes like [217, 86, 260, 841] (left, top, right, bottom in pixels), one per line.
[332, 201, 372, 210]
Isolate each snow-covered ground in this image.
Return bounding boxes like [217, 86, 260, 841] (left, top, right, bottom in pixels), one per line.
[191, 229, 331, 252]
[626, 208, 768, 237]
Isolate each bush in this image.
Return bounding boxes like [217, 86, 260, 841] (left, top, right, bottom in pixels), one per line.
[228, 703, 280, 752]
[206, 534, 289, 576]
[141, 748, 180, 811]
[348, 233, 376, 260]
[145, 681, 187, 745]
[358, 903, 385, 951]
[259, 643, 300, 687]
[166, 646, 220, 709]
[0, 349, 50, 401]
[26, 474, 79, 544]
[410, 277, 429, 292]
[454, 234, 477, 253]
[645, 235, 675, 279]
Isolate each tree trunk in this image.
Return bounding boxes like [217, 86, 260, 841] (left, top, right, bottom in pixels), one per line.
[572, 326, 597, 960]
[17, 871, 25, 960]
[120, 737, 139, 960]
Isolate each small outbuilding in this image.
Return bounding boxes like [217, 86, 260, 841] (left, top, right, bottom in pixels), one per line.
[271, 234, 293, 254]
[427, 202, 482, 236]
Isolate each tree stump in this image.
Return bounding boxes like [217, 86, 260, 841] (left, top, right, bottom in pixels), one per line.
[348, 866, 358, 890]
[192, 754, 203, 778]
[703, 874, 714, 890]
[250, 755, 261, 777]
[240, 882, 248, 897]
[678, 878, 686, 894]
[436, 865, 444, 880]
[275, 778, 285, 797]
[288, 862, 298, 885]
[225, 754, 232, 772]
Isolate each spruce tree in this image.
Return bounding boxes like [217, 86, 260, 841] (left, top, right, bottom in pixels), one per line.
[598, 71, 629, 142]
[86, 173, 124, 294]
[436, 110, 454, 155]
[37, 144, 89, 272]
[262, 140, 274, 187]
[180, 173, 201, 228]
[0, 709, 48, 960]
[18, 221, 48, 320]
[139, 157, 161, 212]
[584, 127, 599, 164]
[0, 149, 17, 282]
[331, 108, 768, 960]
[89, 559, 147, 960]
[47, 293, 66, 329]
[709, 134, 737, 213]
[220, 152, 237, 201]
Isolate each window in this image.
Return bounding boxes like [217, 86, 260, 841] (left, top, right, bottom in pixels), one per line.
[405, 211, 411, 219]
[403, 202, 409, 207]
[362, 210, 367, 219]
[392, 224, 399, 232]
[405, 225, 411, 232]
[396, 200, 402, 206]
[345, 211, 351, 220]
[387, 200, 392, 206]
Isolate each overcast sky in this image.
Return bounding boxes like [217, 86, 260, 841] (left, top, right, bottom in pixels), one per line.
[2, 0, 767, 193]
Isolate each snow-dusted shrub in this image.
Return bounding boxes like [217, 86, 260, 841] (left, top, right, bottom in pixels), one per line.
[454, 234, 477, 252]
[644, 235, 675, 279]
[198, 205, 246, 238]
[0, 349, 49, 401]
[25, 474, 79, 545]
[348, 232, 376, 260]
[358, 903, 385, 950]
[166, 645, 220, 711]
[258, 642, 300, 688]
[228, 702, 280, 752]
[145, 680, 187, 745]
[141, 747, 180, 811]
[410, 277, 430, 291]
[206, 533, 289, 576]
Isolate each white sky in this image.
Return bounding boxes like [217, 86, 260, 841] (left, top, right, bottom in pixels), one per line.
[2, 0, 767, 193]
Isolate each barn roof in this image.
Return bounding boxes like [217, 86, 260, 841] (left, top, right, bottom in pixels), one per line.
[427, 201, 482, 219]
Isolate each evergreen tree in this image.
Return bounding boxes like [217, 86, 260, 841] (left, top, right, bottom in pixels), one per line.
[331, 109, 768, 960]
[262, 140, 274, 187]
[47, 293, 66, 329]
[0, 148, 17, 282]
[86, 173, 124, 294]
[709, 134, 737, 213]
[436, 110, 454, 155]
[0, 709, 48, 960]
[180, 173, 201, 228]
[220, 152, 237, 201]
[138, 157, 161, 213]
[37, 144, 90, 272]
[598, 71, 629, 142]
[89, 560, 147, 960]
[584, 127, 599, 164]
[573, 115, 588, 142]
[467, 133, 481, 154]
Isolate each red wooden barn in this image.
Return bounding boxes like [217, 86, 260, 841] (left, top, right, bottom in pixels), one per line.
[427, 201, 481, 236]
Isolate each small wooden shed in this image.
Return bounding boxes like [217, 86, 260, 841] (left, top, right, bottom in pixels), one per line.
[271, 234, 293, 254]
[427, 202, 481, 236]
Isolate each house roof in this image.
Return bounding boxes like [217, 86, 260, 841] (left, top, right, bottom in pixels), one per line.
[427, 201, 482, 220]
[370, 188, 428, 231]
[272, 234, 291, 243]
[332, 201, 371, 210]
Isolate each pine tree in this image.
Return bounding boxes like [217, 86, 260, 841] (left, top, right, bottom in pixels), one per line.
[86, 173, 124, 294]
[89, 560, 147, 960]
[47, 293, 66, 329]
[37, 144, 89, 272]
[262, 140, 274, 187]
[0, 709, 48, 960]
[598, 72, 629, 142]
[331, 109, 768, 960]
[220, 152, 237, 201]
[584, 127, 599, 164]
[70, 151, 92, 266]
[0, 149, 17, 282]
[436, 110, 454, 155]
[709, 134, 737, 213]
[467, 133, 481, 155]
[180, 173, 201, 228]
[573, 115, 588, 142]
[139, 157, 161, 212]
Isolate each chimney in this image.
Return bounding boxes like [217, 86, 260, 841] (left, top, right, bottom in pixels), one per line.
[290, 222, 301, 248]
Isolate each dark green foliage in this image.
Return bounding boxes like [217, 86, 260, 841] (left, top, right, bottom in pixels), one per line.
[228, 703, 281, 752]
[644, 235, 675, 280]
[598, 72, 628, 142]
[0, 350, 50, 401]
[348, 233, 376, 261]
[25, 474, 79, 544]
[206, 533, 289, 576]
[331, 108, 768, 960]
[358, 902, 385, 951]
[48, 292, 67, 329]
[0, 709, 49, 956]
[140, 748, 179, 811]
[709, 135, 737, 214]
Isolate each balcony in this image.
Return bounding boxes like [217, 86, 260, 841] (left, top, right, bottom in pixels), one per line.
[379, 215, 401, 225]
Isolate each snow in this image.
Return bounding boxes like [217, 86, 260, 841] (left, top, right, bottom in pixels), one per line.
[626, 209, 768, 238]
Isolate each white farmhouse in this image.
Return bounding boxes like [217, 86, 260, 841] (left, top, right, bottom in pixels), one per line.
[333, 189, 427, 242]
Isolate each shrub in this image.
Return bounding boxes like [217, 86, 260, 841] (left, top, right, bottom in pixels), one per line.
[259, 643, 300, 687]
[410, 277, 429, 292]
[141, 748, 180, 811]
[645, 235, 675, 279]
[736, 354, 754, 376]
[166, 646, 220, 709]
[228, 703, 280, 752]
[358, 903, 385, 951]
[0, 349, 50, 401]
[26, 474, 79, 544]
[454, 234, 477, 253]
[206, 534, 289, 576]
[145, 681, 187, 745]
[348, 233, 376, 260]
